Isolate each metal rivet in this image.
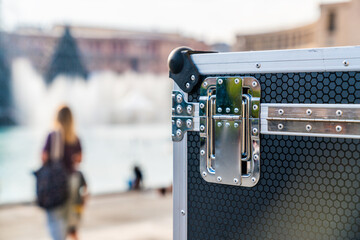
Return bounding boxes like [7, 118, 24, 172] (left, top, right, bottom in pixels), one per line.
[251, 177, 256, 182]
[217, 176, 222, 182]
[185, 82, 190, 88]
[202, 172, 207, 177]
[252, 128, 258, 135]
[181, 210, 185, 216]
[176, 94, 183, 103]
[176, 129, 182, 137]
[218, 107, 222, 113]
[234, 123, 239, 128]
[187, 105, 193, 114]
[186, 119, 192, 128]
[200, 150, 205, 155]
[218, 79, 223, 84]
[225, 122, 230, 127]
[254, 154, 259, 161]
[176, 119, 182, 128]
[176, 105, 183, 114]
[253, 105, 258, 111]
[256, 63, 261, 68]
[234, 108, 239, 113]
[252, 81, 258, 87]
[200, 103, 205, 109]
[306, 109, 312, 116]
[233, 178, 239, 184]
[217, 122, 222, 127]
[234, 78, 240, 84]
[200, 125, 205, 131]
[306, 124, 312, 132]
[203, 82, 208, 87]
[336, 110, 343, 116]
[278, 124, 284, 130]
[190, 75, 196, 81]
[343, 60, 349, 67]
[278, 109, 284, 115]
[226, 107, 230, 113]
[336, 125, 342, 132]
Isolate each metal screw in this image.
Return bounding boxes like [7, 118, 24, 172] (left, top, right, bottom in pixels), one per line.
[278, 109, 284, 115]
[181, 210, 186, 216]
[225, 122, 231, 127]
[343, 60, 349, 67]
[252, 128, 258, 135]
[306, 124, 312, 132]
[217, 176, 222, 182]
[233, 178, 239, 184]
[218, 107, 222, 113]
[176, 94, 183, 103]
[187, 105, 193, 114]
[186, 119, 192, 128]
[185, 82, 190, 88]
[254, 154, 259, 161]
[253, 105, 258, 111]
[306, 109, 312, 116]
[218, 79, 223, 85]
[176, 105, 183, 114]
[234, 78, 240, 84]
[202, 172, 207, 177]
[256, 63, 261, 68]
[226, 107, 231, 113]
[252, 81, 258, 87]
[251, 177, 256, 182]
[200, 150, 205, 155]
[191, 75, 196, 81]
[200, 103, 205, 109]
[336, 125, 342, 132]
[217, 122, 222, 127]
[234, 108, 239, 113]
[200, 125, 205, 131]
[278, 124, 284, 130]
[336, 110, 343, 116]
[176, 119, 182, 128]
[203, 82, 208, 87]
[176, 129, 182, 137]
[234, 123, 239, 128]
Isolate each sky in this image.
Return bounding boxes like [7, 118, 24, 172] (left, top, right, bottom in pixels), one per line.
[1, 0, 348, 44]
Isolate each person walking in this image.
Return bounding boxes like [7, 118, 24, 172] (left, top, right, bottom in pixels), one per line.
[40, 105, 87, 240]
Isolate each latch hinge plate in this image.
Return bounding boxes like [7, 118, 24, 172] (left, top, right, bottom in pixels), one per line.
[172, 91, 199, 141]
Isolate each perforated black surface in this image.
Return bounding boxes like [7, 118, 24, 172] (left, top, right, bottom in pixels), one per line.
[187, 72, 360, 240]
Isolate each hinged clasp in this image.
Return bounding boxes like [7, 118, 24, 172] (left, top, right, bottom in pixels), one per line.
[199, 77, 261, 187]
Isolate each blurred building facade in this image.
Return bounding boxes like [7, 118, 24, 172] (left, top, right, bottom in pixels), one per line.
[234, 0, 360, 51]
[2, 25, 209, 75]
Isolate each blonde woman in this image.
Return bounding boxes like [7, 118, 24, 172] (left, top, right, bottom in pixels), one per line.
[42, 105, 87, 240]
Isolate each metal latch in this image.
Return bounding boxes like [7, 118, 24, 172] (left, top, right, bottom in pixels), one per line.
[199, 77, 261, 187]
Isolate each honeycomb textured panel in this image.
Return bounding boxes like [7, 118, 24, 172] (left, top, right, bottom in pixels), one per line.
[187, 72, 360, 240]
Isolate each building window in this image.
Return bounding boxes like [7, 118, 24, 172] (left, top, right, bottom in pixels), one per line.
[131, 58, 139, 72]
[328, 11, 336, 33]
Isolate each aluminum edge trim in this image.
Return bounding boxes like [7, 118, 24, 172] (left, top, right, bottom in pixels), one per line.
[173, 83, 187, 240]
[191, 46, 360, 74]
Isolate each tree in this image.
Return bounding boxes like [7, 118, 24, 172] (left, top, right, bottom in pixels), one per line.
[0, 34, 13, 125]
[46, 26, 88, 84]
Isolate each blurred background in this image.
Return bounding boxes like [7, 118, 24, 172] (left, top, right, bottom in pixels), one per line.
[0, 0, 359, 239]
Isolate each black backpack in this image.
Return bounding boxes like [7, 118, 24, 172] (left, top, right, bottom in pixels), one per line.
[34, 132, 68, 209]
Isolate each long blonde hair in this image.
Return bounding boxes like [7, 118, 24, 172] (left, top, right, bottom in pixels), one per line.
[54, 105, 77, 144]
